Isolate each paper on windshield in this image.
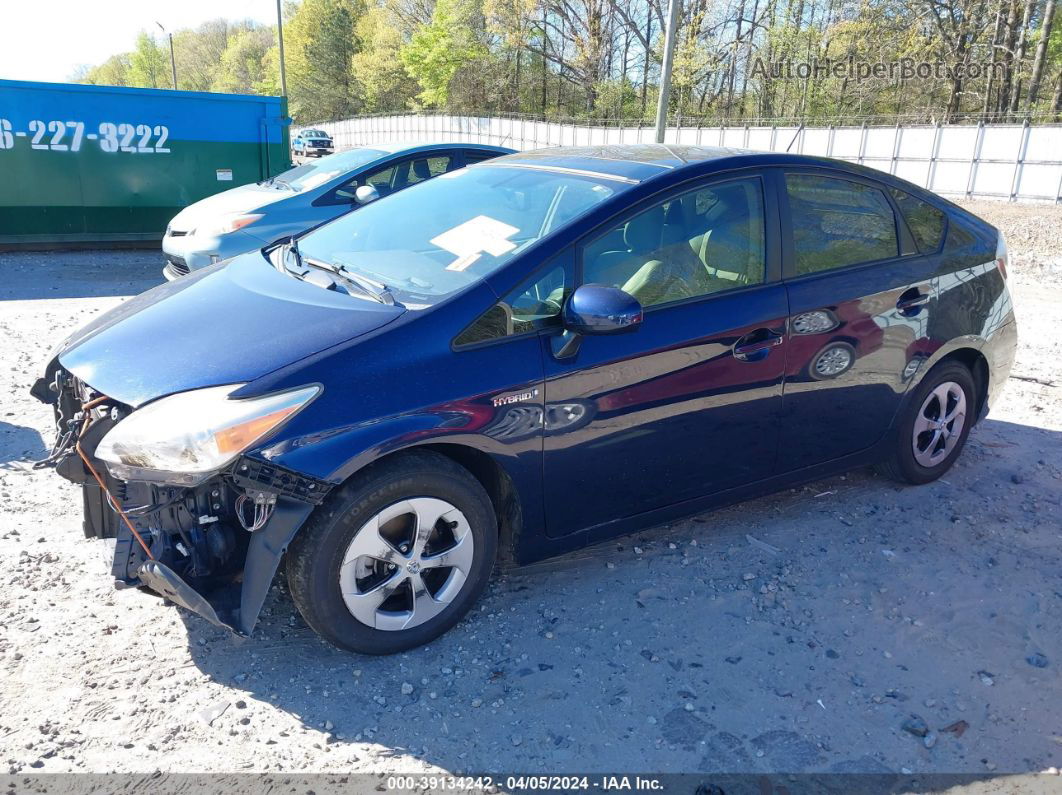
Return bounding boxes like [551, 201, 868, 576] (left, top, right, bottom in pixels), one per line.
[432, 215, 519, 271]
[297, 171, 342, 191]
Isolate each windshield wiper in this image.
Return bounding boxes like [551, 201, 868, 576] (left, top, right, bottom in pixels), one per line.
[304, 257, 401, 306]
[283, 237, 305, 272]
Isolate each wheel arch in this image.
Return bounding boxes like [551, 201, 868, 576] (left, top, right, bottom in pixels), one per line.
[900, 339, 991, 421]
[938, 347, 990, 421]
[413, 442, 523, 565]
[325, 441, 525, 566]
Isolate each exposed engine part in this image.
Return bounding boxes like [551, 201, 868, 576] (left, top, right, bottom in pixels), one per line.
[34, 368, 334, 632]
[31, 368, 325, 636]
[33, 370, 101, 470]
[105, 475, 247, 587]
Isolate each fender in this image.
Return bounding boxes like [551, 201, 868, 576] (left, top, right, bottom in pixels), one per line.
[232, 411, 544, 632]
[905, 333, 987, 389]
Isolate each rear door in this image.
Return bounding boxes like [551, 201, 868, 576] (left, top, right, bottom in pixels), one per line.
[777, 170, 941, 470]
[540, 171, 788, 538]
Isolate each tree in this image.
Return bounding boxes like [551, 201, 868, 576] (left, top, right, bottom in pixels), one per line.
[172, 19, 238, 91]
[400, 0, 491, 107]
[128, 32, 171, 89]
[352, 5, 420, 110]
[70, 0, 1062, 123]
[80, 54, 132, 87]
[213, 28, 278, 94]
[285, 0, 366, 120]
[1027, 0, 1057, 106]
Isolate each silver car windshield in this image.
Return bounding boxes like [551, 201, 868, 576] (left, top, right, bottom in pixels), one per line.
[297, 165, 626, 304]
[275, 148, 386, 192]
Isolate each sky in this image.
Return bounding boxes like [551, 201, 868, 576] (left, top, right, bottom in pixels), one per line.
[0, 0, 279, 84]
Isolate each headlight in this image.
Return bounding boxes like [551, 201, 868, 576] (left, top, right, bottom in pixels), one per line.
[193, 214, 263, 238]
[96, 384, 319, 484]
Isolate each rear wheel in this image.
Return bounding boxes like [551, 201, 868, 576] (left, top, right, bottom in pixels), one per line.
[286, 451, 497, 654]
[879, 362, 976, 484]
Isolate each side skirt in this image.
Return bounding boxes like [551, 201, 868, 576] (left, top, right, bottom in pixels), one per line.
[512, 442, 886, 565]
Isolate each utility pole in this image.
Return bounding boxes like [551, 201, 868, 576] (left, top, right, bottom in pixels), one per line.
[276, 0, 288, 97]
[654, 0, 680, 143]
[156, 22, 178, 90]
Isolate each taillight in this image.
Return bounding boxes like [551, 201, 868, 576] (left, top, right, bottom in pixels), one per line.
[995, 231, 1009, 280]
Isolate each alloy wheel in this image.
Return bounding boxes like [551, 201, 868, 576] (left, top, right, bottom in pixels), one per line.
[911, 381, 967, 468]
[339, 498, 474, 631]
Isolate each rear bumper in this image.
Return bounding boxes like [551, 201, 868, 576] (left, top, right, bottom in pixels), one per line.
[983, 318, 1018, 415]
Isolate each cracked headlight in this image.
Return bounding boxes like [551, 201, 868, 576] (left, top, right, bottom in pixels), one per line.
[96, 384, 320, 484]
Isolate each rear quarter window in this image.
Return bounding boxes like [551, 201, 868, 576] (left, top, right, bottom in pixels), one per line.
[890, 189, 947, 253]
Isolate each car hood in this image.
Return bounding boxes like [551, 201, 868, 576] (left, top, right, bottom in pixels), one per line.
[167, 183, 293, 233]
[55, 253, 404, 407]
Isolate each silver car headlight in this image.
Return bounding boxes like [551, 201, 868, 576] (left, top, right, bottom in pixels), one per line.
[96, 384, 320, 484]
[192, 213, 264, 238]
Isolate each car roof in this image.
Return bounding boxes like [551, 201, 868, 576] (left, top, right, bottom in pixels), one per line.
[484, 144, 887, 185]
[364, 141, 515, 156]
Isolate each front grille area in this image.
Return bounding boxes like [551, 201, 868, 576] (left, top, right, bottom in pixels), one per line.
[166, 255, 190, 276]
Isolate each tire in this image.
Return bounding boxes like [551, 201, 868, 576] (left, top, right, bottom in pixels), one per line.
[879, 361, 976, 485]
[285, 451, 497, 654]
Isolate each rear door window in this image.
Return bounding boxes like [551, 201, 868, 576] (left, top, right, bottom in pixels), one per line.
[406, 155, 454, 185]
[464, 150, 500, 165]
[785, 174, 899, 275]
[889, 189, 947, 253]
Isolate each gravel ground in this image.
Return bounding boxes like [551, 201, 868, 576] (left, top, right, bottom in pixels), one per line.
[0, 200, 1060, 778]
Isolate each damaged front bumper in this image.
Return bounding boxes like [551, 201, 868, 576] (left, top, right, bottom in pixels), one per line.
[32, 368, 328, 635]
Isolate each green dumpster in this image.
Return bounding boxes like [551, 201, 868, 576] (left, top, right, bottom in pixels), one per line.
[0, 79, 290, 248]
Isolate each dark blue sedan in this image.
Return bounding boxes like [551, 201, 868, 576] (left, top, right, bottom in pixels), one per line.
[34, 145, 1017, 654]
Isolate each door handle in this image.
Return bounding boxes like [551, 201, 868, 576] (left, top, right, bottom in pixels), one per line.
[734, 331, 784, 361]
[896, 292, 930, 313]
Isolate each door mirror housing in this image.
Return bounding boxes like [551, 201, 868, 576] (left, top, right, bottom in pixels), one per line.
[563, 284, 643, 335]
[354, 185, 380, 205]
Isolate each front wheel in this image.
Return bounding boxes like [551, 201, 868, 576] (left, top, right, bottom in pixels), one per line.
[879, 361, 976, 485]
[285, 451, 497, 654]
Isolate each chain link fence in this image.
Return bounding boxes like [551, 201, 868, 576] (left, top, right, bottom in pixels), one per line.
[295, 113, 1062, 203]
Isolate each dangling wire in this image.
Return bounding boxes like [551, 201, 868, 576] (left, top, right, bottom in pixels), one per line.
[235, 494, 274, 532]
[75, 410, 155, 560]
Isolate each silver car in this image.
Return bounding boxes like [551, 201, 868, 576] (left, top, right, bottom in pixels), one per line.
[162, 142, 513, 279]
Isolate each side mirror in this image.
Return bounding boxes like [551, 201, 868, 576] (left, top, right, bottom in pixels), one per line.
[354, 184, 380, 205]
[552, 284, 642, 360]
[563, 284, 643, 335]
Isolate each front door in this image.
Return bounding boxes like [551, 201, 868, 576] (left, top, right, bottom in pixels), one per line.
[541, 173, 788, 538]
[777, 171, 942, 470]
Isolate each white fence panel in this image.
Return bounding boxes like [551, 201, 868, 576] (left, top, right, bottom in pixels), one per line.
[297, 115, 1062, 201]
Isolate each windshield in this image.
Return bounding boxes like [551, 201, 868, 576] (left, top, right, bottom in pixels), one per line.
[304, 130, 328, 138]
[297, 165, 625, 304]
[272, 148, 385, 192]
